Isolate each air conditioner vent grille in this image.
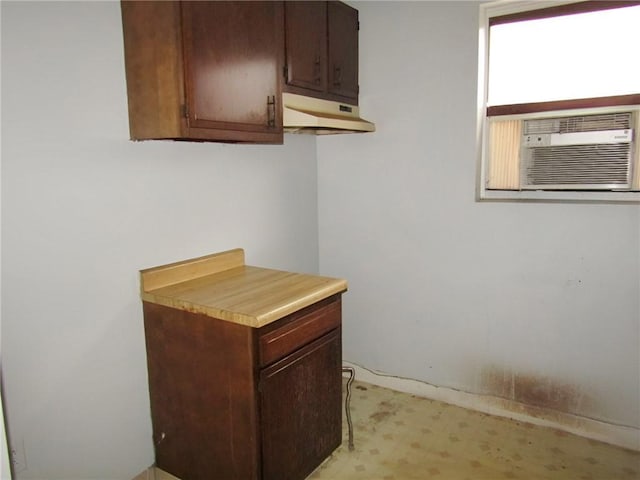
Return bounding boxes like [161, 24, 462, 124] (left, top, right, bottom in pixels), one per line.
[523, 112, 632, 135]
[525, 143, 631, 187]
[521, 111, 635, 190]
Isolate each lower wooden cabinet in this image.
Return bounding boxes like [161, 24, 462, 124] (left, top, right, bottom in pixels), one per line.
[142, 294, 343, 480]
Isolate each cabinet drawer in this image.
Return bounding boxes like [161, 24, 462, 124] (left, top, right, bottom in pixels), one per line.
[259, 296, 341, 366]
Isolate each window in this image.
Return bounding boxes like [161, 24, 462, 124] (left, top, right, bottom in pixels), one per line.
[477, 1, 640, 201]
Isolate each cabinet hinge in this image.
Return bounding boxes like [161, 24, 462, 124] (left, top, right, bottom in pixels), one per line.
[357, 21, 360, 31]
[181, 104, 189, 119]
[283, 64, 289, 80]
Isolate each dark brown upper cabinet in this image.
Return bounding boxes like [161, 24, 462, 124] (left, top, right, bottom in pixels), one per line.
[121, 1, 284, 144]
[283, 2, 328, 94]
[284, 1, 359, 105]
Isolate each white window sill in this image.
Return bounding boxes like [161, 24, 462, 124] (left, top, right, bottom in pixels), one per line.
[479, 189, 640, 203]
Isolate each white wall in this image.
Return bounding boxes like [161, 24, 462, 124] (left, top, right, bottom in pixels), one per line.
[1, 2, 319, 479]
[3, 1, 639, 478]
[319, 1, 640, 432]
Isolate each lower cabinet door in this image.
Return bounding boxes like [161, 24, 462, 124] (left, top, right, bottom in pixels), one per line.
[259, 329, 342, 480]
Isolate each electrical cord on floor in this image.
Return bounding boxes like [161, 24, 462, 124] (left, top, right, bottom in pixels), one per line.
[342, 366, 355, 451]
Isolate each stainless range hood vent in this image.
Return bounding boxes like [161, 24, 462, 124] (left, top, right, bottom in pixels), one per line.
[283, 92, 375, 134]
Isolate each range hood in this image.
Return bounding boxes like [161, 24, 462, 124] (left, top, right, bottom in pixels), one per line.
[283, 92, 375, 134]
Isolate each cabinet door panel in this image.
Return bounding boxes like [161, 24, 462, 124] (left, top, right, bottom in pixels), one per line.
[260, 329, 342, 480]
[284, 1, 327, 93]
[327, 1, 358, 102]
[181, 1, 282, 134]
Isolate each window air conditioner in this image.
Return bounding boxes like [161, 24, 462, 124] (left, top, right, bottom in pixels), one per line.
[521, 112, 635, 190]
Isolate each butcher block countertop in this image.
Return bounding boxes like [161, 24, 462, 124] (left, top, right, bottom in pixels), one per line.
[140, 248, 348, 328]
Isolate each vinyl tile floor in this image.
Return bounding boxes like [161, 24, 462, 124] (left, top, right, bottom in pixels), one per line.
[308, 380, 640, 480]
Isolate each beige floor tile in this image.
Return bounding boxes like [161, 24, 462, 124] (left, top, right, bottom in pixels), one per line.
[308, 380, 640, 480]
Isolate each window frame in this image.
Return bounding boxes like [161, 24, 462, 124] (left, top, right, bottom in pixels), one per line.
[476, 0, 640, 203]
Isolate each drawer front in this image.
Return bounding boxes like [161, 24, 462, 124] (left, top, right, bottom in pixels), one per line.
[259, 296, 341, 366]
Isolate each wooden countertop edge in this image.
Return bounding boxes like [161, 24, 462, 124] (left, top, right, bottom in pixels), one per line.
[141, 281, 347, 328]
[140, 248, 245, 292]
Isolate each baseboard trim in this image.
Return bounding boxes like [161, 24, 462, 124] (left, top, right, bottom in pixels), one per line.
[344, 361, 640, 452]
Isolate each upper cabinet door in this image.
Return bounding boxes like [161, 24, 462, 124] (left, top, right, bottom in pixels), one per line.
[284, 1, 327, 93]
[181, 1, 283, 138]
[121, 1, 283, 143]
[327, 1, 358, 103]
[283, 1, 359, 105]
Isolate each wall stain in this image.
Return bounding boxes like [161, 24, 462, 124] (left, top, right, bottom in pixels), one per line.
[480, 365, 592, 419]
[480, 365, 513, 399]
[513, 374, 581, 412]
